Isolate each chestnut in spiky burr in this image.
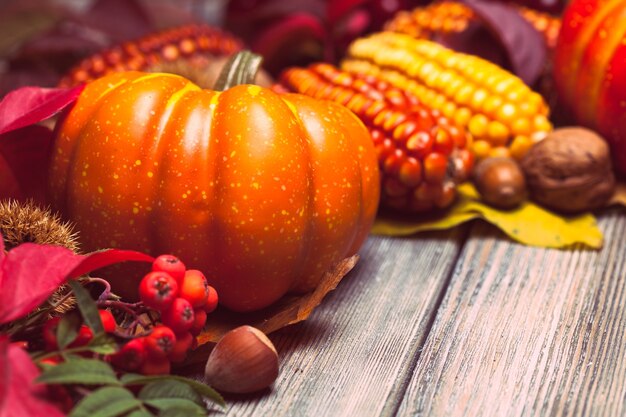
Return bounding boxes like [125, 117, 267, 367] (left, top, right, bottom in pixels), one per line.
[0, 200, 80, 330]
[0, 199, 79, 252]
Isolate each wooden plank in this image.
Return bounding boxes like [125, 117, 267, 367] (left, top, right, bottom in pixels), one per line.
[196, 230, 466, 416]
[398, 209, 626, 417]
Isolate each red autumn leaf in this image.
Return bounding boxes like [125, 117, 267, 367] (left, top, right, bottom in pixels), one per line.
[0, 125, 54, 203]
[0, 232, 154, 325]
[0, 336, 65, 417]
[0, 84, 84, 135]
[66, 249, 154, 280]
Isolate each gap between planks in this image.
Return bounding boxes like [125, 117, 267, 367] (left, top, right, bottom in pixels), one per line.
[398, 208, 626, 417]
[205, 227, 470, 417]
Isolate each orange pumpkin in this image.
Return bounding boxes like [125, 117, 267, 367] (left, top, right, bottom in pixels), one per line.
[553, 0, 626, 173]
[49, 52, 380, 312]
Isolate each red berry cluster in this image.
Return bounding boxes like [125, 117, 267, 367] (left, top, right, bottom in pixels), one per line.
[40, 254, 218, 376]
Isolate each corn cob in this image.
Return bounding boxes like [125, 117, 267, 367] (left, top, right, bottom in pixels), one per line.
[277, 63, 474, 213]
[59, 24, 243, 87]
[342, 32, 552, 161]
[384, 1, 561, 50]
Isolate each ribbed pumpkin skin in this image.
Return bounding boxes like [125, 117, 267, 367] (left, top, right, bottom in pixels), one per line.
[554, 0, 626, 173]
[49, 71, 380, 312]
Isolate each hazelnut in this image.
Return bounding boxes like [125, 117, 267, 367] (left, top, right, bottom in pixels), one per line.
[472, 157, 527, 209]
[204, 325, 279, 394]
[521, 127, 615, 213]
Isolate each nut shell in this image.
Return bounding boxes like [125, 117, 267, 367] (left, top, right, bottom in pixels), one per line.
[521, 127, 615, 213]
[204, 325, 279, 394]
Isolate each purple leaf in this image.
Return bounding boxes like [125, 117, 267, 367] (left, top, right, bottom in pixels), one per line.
[458, 0, 547, 85]
[78, 0, 152, 43]
[0, 85, 84, 135]
[250, 13, 329, 71]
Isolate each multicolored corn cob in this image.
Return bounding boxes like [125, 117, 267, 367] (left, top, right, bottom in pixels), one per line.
[59, 24, 244, 87]
[384, 1, 561, 49]
[342, 32, 552, 161]
[277, 63, 474, 213]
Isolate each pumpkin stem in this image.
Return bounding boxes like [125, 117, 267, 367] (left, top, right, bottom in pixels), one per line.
[214, 50, 263, 91]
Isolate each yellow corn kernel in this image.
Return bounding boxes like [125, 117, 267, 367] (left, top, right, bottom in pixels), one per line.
[470, 88, 488, 109]
[471, 139, 492, 160]
[533, 114, 552, 132]
[496, 103, 518, 124]
[482, 96, 503, 118]
[441, 101, 457, 118]
[487, 121, 510, 146]
[511, 117, 533, 136]
[468, 114, 489, 138]
[489, 146, 511, 159]
[454, 84, 474, 106]
[453, 106, 473, 126]
[509, 135, 534, 160]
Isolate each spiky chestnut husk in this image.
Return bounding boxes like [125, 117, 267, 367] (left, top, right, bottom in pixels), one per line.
[0, 200, 80, 324]
[58, 24, 244, 88]
[0, 199, 79, 252]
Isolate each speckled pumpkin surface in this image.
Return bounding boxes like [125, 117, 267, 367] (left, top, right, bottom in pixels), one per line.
[49, 71, 380, 312]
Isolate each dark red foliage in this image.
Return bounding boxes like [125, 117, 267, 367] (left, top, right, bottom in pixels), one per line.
[224, 0, 408, 74]
[0, 336, 66, 417]
[0, 84, 84, 202]
[0, 231, 154, 325]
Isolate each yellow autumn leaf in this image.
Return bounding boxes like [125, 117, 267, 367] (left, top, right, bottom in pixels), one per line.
[372, 183, 603, 249]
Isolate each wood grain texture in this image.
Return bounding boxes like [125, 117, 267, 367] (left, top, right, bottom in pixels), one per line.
[398, 209, 626, 417]
[209, 230, 467, 416]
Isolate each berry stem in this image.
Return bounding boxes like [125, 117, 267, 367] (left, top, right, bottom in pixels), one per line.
[86, 277, 113, 302]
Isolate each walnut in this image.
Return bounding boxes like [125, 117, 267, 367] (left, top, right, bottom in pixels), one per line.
[521, 127, 615, 214]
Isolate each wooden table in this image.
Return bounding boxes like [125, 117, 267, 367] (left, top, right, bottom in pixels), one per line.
[198, 209, 626, 416]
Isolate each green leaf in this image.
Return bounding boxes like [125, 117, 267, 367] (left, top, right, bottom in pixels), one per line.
[139, 380, 203, 405]
[69, 280, 105, 335]
[37, 357, 119, 386]
[122, 375, 224, 407]
[69, 386, 141, 417]
[144, 398, 205, 415]
[87, 333, 118, 355]
[372, 183, 604, 249]
[126, 411, 155, 417]
[57, 311, 81, 350]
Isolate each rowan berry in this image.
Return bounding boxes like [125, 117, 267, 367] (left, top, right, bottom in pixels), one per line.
[109, 338, 146, 371]
[69, 325, 94, 348]
[161, 297, 195, 335]
[140, 356, 171, 375]
[139, 271, 179, 311]
[43, 317, 61, 351]
[180, 269, 209, 308]
[204, 285, 219, 313]
[99, 310, 117, 333]
[152, 254, 186, 287]
[144, 325, 177, 359]
[168, 331, 194, 363]
[190, 309, 207, 336]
